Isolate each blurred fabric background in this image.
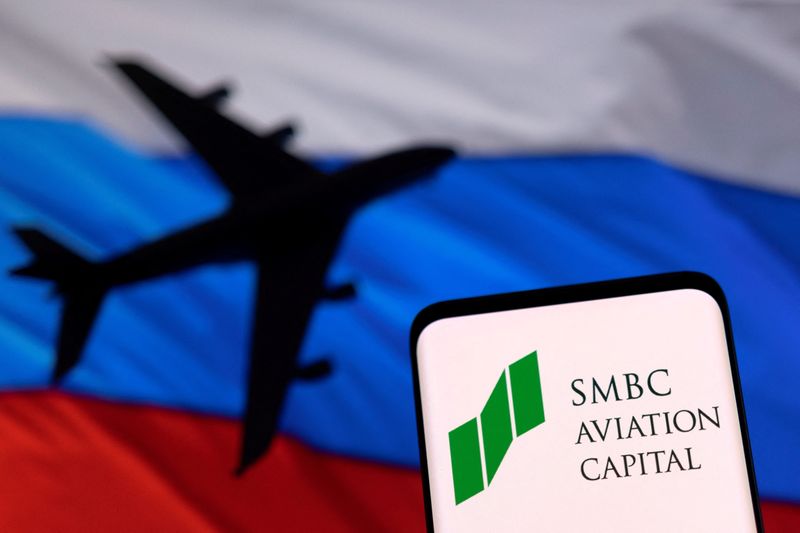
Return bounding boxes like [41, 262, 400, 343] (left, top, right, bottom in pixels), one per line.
[0, 1, 798, 531]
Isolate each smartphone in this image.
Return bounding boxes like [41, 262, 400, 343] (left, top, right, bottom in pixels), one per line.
[411, 272, 762, 532]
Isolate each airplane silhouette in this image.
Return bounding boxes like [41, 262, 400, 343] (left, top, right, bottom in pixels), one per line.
[10, 58, 454, 473]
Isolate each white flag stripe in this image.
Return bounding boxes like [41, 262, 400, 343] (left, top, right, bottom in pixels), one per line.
[1, 1, 799, 194]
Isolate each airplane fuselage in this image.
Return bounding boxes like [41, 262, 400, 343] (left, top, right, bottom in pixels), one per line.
[94, 146, 448, 289]
[97, 181, 344, 287]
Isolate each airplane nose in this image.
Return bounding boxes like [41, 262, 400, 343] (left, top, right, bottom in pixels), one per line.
[412, 146, 457, 168]
[388, 146, 456, 180]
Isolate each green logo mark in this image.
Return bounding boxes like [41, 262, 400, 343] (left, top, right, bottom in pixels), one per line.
[448, 351, 545, 505]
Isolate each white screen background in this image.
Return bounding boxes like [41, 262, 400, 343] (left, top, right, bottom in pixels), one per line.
[416, 289, 756, 532]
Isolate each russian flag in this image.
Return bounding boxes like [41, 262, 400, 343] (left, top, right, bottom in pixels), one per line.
[0, 2, 798, 531]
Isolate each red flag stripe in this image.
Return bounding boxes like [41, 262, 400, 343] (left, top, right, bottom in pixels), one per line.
[0, 391, 424, 532]
[0, 391, 795, 531]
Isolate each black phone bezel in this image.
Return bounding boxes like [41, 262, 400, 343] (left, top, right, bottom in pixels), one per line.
[409, 271, 763, 532]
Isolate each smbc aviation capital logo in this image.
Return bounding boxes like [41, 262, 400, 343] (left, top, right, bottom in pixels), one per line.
[448, 351, 545, 504]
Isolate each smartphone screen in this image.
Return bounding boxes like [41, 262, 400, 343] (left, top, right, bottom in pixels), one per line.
[411, 273, 762, 532]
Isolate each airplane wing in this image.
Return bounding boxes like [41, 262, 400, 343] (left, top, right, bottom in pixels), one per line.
[112, 59, 320, 198]
[237, 219, 347, 473]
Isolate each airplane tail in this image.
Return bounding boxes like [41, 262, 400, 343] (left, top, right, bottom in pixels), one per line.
[10, 227, 106, 383]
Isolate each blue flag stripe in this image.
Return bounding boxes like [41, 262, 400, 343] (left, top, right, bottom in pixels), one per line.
[0, 117, 798, 501]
